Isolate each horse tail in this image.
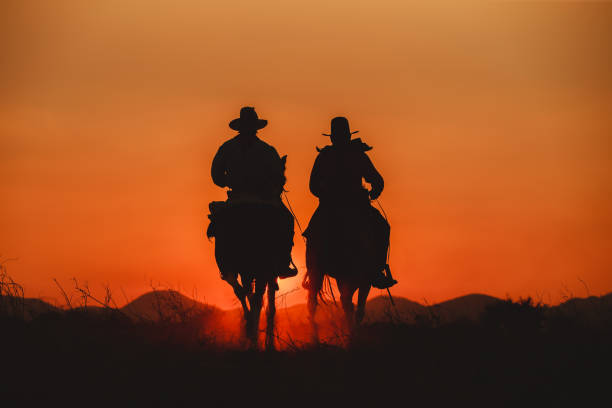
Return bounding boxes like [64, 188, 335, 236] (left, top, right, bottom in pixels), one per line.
[316, 275, 337, 306]
[302, 265, 332, 304]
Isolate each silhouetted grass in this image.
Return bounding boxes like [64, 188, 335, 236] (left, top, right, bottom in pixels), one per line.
[1, 262, 610, 406]
[1, 294, 610, 407]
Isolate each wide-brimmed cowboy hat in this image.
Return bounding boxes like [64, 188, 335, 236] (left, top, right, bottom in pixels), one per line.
[229, 106, 268, 131]
[322, 116, 359, 137]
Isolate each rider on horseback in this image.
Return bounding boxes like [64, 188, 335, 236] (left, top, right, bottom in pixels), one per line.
[208, 107, 297, 287]
[303, 116, 397, 290]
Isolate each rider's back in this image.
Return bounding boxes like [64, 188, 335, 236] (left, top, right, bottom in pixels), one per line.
[309, 138, 383, 207]
[212, 135, 286, 202]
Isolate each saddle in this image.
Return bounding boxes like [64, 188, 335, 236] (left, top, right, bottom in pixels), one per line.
[304, 203, 390, 279]
[206, 199, 287, 239]
[206, 201, 228, 239]
[207, 198, 296, 279]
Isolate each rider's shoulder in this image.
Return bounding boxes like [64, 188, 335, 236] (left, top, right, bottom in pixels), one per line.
[350, 138, 373, 153]
[315, 145, 333, 155]
[255, 137, 277, 150]
[253, 138, 281, 158]
[218, 135, 241, 151]
[316, 139, 372, 157]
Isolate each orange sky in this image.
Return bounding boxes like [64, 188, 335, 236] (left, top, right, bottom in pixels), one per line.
[1, 1, 611, 309]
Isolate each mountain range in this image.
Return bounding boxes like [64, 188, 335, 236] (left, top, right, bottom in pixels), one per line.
[4, 289, 611, 325]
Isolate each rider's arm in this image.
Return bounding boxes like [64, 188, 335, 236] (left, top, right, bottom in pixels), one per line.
[211, 145, 229, 188]
[362, 153, 384, 200]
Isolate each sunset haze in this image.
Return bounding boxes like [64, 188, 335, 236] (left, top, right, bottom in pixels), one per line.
[2, 1, 611, 309]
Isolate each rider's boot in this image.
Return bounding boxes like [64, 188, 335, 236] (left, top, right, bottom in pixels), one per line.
[278, 258, 298, 279]
[371, 264, 397, 289]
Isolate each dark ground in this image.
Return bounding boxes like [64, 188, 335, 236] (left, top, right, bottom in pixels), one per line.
[1, 297, 611, 407]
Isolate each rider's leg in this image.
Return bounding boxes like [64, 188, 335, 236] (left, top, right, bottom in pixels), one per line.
[376, 212, 390, 269]
[370, 208, 396, 289]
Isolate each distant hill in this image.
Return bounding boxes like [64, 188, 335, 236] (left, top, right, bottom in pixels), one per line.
[554, 292, 612, 326]
[559, 292, 612, 310]
[121, 290, 222, 321]
[0, 296, 59, 319]
[364, 295, 427, 322]
[430, 294, 503, 323]
[4, 290, 611, 332]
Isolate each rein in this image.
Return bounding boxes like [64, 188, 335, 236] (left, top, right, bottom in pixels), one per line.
[283, 191, 337, 304]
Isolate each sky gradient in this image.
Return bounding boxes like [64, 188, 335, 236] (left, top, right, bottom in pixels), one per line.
[1, 1, 611, 309]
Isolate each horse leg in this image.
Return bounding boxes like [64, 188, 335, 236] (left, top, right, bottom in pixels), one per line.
[338, 280, 356, 331]
[355, 284, 371, 326]
[247, 279, 266, 348]
[227, 274, 249, 317]
[265, 281, 277, 351]
[239, 276, 253, 342]
[306, 271, 324, 343]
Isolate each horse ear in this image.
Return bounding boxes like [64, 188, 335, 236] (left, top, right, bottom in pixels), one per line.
[281, 155, 287, 164]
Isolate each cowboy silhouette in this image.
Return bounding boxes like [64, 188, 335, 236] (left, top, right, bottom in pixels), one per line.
[208, 107, 297, 287]
[304, 116, 396, 290]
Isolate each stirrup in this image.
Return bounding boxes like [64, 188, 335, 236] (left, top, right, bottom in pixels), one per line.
[372, 264, 397, 289]
[372, 278, 397, 290]
[372, 277, 397, 289]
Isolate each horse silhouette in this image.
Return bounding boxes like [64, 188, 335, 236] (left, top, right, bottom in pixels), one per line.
[302, 116, 394, 338]
[303, 208, 387, 338]
[210, 156, 292, 349]
[208, 107, 295, 349]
